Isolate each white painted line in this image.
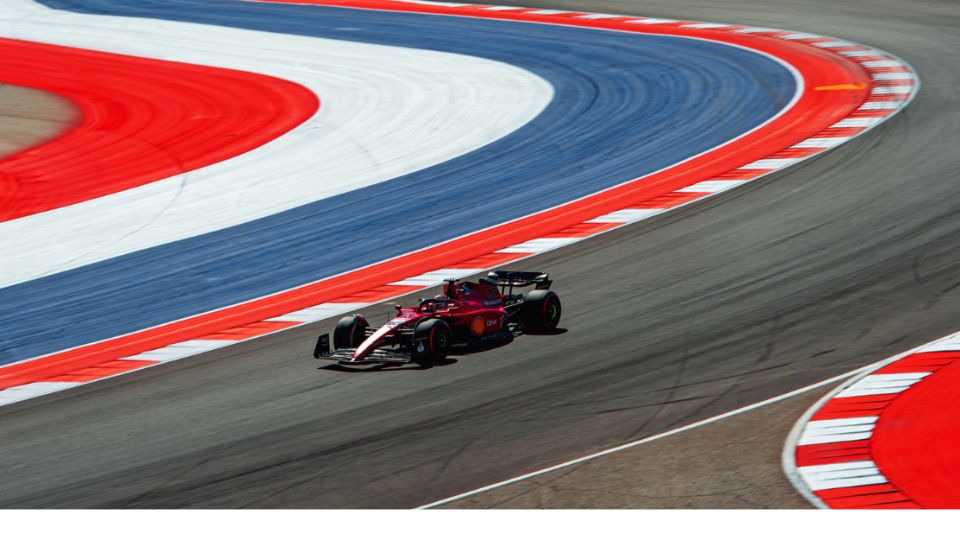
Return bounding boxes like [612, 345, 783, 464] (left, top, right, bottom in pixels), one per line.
[586, 208, 666, 223]
[0, 382, 84, 407]
[623, 18, 679, 24]
[798, 416, 878, 445]
[811, 40, 856, 48]
[832, 117, 883, 128]
[797, 460, 887, 491]
[417, 363, 878, 508]
[390, 268, 486, 286]
[791, 137, 847, 148]
[859, 101, 903, 110]
[267, 302, 368, 323]
[122, 340, 234, 362]
[872, 85, 913, 95]
[835, 372, 931, 398]
[676, 180, 748, 193]
[496, 238, 580, 254]
[861, 60, 902, 68]
[778, 32, 822, 40]
[739, 158, 802, 170]
[873, 72, 915, 81]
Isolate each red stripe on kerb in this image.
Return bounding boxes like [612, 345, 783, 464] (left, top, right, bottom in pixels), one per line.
[0, 38, 318, 221]
[796, 440, 872, 467]
[810, 394, 896, 421]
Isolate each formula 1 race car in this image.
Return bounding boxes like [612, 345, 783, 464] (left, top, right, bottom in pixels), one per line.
[313, 270, 561, 367]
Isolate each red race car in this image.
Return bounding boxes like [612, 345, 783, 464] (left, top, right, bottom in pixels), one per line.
[313, 270, 561, 367]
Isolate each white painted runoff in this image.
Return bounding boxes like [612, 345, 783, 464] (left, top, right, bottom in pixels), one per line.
[0, 0, 552, 289]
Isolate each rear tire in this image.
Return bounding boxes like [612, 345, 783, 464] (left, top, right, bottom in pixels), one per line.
[333, 315, 368, 349]
[520, 290, 561, 333]
[412, 319, 452, 367]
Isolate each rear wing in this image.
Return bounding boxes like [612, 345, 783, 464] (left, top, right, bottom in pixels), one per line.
[485, 270, 552, 293]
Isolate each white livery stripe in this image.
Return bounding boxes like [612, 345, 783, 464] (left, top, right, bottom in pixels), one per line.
[798, 460, 888, 491]
[390, 268, 486, 286]
[268, 302, 368, 323]
[798, 416, 878, 445]
[676, 180, 748, 193]
[123, 340, 233, 362]
[0, 382, 84, 407]
[481, 5, 521, 10]
[739, 158, 803, 170]
[497, 238, 579, 253]
[525, 9, 570, 15]
[835, 372, 931, 398]
[586, 208, 666, 223]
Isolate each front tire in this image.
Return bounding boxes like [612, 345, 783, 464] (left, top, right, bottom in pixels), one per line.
[520, 290, 561, 333]
[412, 319, 452, 367]
[333, 315, 368, 349]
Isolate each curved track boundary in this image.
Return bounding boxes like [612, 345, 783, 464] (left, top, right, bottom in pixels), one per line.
[785, 329, 960, 509]
[0, 1, 915, 407]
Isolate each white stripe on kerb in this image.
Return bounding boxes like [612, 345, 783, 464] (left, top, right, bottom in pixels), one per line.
[525, 9, 569, 15]
[798, 461, 887, 491]
[740, 158, 802, 170]
[835, 372, 931, 398]
[268, 302, 368, 323]
[676, 180, 748, 193]
[123, 340, 233, 362]
[624, 18, 678, 24]
[917, 333, 960, 352]
[390, 268, 486, 286]
[832, 117, 883, 128]
[873, 72, 915, 81]
[859, 101, 902, 110]
[779, 32, 821, 40]
[838, 49, 882, 57]
[0, 382, 84, 406]
[480, 5, 520, 10]
[682, 22, 730, 29]
[861, 60, 902, 68]
[798, 416, 878, 445]
[872, 86, 913, 95]
[734, 27, 780, 33]
[575, 13, 623, 19]
[792, 137, 847, 149]
[497, 237, 579, 253]
[811, 40, 856, 48]
[586, 208, 666, 223]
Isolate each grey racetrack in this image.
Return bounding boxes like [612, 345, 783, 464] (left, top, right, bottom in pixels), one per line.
[1, 0, 957, 508]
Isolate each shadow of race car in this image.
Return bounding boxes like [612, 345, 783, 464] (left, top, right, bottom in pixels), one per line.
[313, 270, 561, 367]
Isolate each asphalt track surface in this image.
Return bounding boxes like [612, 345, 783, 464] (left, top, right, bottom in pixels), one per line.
[0, 0, 957, 508]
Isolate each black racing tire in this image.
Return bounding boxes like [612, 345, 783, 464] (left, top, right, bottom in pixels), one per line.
[333, 315, 368, 350]
[520, 289, 562, 333]
[412, 319, 452, 367]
